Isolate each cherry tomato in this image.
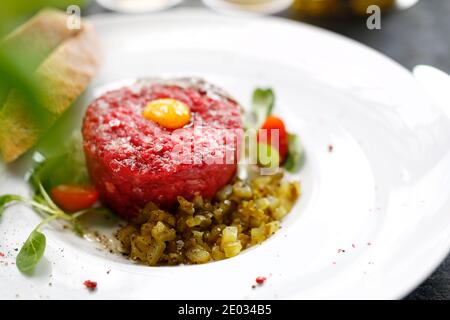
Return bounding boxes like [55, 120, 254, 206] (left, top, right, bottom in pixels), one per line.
[258, 115, 289, 163]
[51, 185, 99, 212]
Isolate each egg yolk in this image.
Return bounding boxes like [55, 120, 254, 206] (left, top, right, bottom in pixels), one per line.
[142, 98, 191, 129]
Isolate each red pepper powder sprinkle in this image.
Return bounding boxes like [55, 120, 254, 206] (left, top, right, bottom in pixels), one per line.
[83, 280, 97, 291]
[255, 276, 267, 285]
[0, 252, 4, 257]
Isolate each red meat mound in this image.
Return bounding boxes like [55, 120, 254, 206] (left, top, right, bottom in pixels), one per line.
[82, 78, 242, 219]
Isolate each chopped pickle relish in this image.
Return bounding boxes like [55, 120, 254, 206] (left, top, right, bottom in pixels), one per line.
[116, 170, 300, 266]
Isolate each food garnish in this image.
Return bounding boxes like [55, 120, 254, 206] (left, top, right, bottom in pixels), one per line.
[51, 185, 99, 212]
[0, 84, 303, 271]
[16, 230, 46, 273]
[258, 115, 289, 163]
[0, 181, 106, 272]
[0, 195, 22, 217]
[255, 276, 267, 285]
[285, 133, 304, 173]
[83, 280, 97, 291]
[117, 171, 300, 266]
[142, 98, 191, 129]
[256, 142, 280, 169]
[83, 79, 242, 218]
[0, 136, 107, 272]
[247, 88, 303, 172]
[252, 88, 275, 128]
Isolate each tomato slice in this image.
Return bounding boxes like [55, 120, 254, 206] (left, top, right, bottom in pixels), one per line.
[258, 115, 289, 164]
[51, 185, 99, 212]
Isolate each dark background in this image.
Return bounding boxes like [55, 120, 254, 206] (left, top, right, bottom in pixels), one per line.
[85, 0, 450, 300]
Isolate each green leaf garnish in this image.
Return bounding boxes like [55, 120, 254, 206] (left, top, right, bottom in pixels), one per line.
[38, 182, 59, 212]
[29, 135, 90, 193]
[72, 220, 85, 237]
[0, 134, 104, 273]
[0, 194, 23, 217]
[285, 133, 304, 173]
[252, 88, 275, 128]
[16, 230, 46, 273]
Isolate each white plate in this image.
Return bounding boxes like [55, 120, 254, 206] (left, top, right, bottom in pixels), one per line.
[1, 8, 450, 300]
[202, 0, 293, 16]
[96, 0, 184, 13]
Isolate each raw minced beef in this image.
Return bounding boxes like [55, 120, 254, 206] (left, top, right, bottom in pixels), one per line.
[82, 78, 243, 219]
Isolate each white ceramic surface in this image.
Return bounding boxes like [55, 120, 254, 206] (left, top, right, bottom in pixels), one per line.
[202, 0, 293, 16]
[96, 0, 184, 13]
[1, 9, 450, 300]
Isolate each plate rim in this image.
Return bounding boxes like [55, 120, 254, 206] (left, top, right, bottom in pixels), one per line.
[86, 8, 450, 299]
[2, 8, 449, 300]
[87, 9, 450, 299]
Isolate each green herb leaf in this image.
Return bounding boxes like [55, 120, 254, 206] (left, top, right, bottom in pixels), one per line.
[16, 229, 46, 273]
[38, 182, 59, 211]
[0, 194, 23, 217]
[32, 194, 47, 207]
[28, 135, 89, 194]
[29, 153, 67, 192]
[252, 88, 275, 127]
[72, 207, 113, 219]
[72, 220, 85, 237]
[285, 133, 304, 173]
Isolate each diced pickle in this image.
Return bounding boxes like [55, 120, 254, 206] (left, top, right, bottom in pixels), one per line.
[211, 245, 226, 260]
[117, 170, 300, 266]
[255, 197, 271, 210]
[117, 225, 138, 252]
[266, 221, 281, 235]
[232, 181, 253, 199]
[192, 230, 204, 242]
[216, 184, 233, 201]
[130, 235, 152, 261]
[223, 241, 242, 257]
[186, 246, 211, 264]
[271, 206, 288, 220]
[193, 194, 204, 209]
[146, 241, 166, 266]
[151, 221, 176, 242]
[221, 226, 238, 249]
[141, 222, 154, 236]
[251, 225, 266, 245]
[186, 215, 210, 228]
[177, 196, 195, 215]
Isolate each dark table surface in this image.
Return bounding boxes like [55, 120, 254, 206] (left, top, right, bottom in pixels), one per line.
[85, 0, 450, 300]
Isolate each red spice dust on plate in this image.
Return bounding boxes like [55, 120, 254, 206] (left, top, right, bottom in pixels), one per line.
[83, 280, 97, 291]
[256, 276, 267, 285]
[0, 252, 4, 257]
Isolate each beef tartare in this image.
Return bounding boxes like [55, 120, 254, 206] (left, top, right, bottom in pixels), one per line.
[82, 78, 243, 219]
